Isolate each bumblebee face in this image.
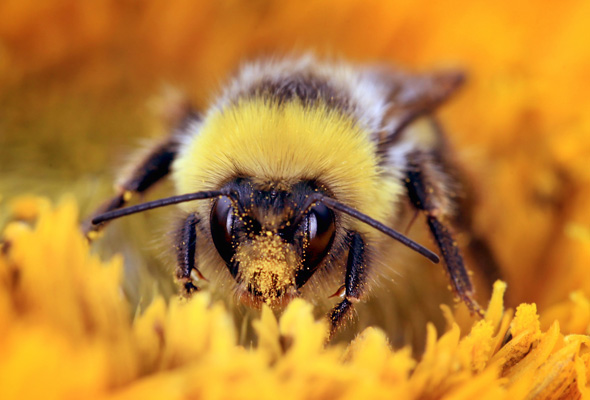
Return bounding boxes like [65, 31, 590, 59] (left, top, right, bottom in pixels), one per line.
[209, 178, 336, 305]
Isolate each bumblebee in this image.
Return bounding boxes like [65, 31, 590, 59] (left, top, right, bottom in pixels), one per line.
[85, 55, 488, 335]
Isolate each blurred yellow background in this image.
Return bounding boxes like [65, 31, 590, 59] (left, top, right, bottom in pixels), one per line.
[1, 0, 589, 346]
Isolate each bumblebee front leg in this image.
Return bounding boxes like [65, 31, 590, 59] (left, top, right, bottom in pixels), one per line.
[82, 136, 180, 238]
[174, 213, 207, 294]
[328, 231, 368, 337]
[404, 155, 483, 315]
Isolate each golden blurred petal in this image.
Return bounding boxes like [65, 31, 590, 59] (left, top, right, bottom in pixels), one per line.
[1, 198, 590, 398]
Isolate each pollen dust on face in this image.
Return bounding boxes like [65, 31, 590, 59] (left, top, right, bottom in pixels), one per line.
[235, 231, 299, 304]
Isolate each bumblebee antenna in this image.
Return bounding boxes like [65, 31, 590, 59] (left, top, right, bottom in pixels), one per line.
[316, 195, 440, 264]
[91, 190, 228, 225]
[91, 189, 439, 264]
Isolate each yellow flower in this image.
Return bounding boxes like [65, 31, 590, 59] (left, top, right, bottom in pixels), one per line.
[1, 197, 590, 399]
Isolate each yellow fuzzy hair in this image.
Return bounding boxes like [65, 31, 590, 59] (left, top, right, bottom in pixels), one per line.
[173, 98, 402, 236]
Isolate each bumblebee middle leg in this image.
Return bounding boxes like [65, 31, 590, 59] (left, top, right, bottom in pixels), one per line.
[82, 96, 199, 239]
[404, 153, 483, 315]
[82, 136, 181, 238]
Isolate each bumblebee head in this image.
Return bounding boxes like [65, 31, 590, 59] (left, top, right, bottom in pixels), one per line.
[210, 178, 336, 306]
[91, 179, 438, 307]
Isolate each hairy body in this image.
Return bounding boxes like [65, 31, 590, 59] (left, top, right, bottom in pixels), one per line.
[86, 55, 494, 335]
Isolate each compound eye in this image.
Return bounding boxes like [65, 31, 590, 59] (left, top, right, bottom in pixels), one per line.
[304, 203, 336, 267]
[210, 197, 236, 264]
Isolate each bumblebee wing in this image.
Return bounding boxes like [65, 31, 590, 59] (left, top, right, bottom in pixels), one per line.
[375, 68, 465, 152]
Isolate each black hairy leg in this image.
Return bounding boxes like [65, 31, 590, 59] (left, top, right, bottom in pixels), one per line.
[174, 213, 206, 294]
[82, 98, 199, 239]
[328, 231, 368, 338]
[375, 70, 501, 293]
[82, 137, 180, 238]
[404, 155, 483, 316]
